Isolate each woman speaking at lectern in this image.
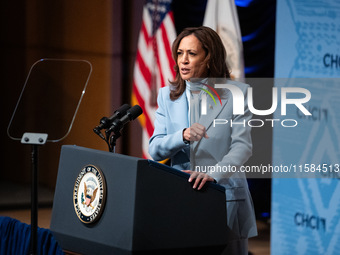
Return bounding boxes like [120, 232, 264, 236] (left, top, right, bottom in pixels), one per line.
[148, 26, 257, 254]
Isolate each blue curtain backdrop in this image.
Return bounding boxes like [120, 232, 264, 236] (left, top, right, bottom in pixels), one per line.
[0, 217, 64, 255]
[172, 0, 276, 218]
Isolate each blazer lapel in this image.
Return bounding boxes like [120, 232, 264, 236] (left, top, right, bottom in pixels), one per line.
[192, 95, 229, 151]
[199, 98, 228, 130]
[168, 92, 189, 131]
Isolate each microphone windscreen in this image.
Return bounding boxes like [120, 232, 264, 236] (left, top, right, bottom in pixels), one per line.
[116, 104, 131, 116]
[128, 105, 143, 120]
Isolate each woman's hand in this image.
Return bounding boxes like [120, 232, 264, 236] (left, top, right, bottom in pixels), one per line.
[182, 170, 215, 190]
[183, 123, 209, 142]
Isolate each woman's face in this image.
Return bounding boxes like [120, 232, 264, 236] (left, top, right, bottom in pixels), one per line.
[176, 34, 208, 81]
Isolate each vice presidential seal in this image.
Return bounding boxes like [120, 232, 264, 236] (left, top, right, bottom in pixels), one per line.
[73, 165, 106, 224]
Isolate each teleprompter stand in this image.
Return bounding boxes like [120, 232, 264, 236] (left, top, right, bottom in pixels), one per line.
[21, 133, 48, 255]
[7, 59, 92, 255]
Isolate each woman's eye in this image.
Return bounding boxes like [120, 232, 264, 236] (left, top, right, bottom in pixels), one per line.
[189, 52, 196, 56]
[177, 51, 182, 55]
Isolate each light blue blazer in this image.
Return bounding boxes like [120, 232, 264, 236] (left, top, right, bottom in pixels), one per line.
[149, 80, 257, 239]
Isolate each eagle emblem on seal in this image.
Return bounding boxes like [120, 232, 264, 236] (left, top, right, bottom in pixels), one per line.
[83, 180, 98, 209]
[73, 165, 106, 224]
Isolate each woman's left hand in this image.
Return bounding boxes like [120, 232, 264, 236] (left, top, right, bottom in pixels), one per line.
[182, 170, 215, 190]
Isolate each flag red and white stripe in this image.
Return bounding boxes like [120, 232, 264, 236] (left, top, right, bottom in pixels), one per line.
[132, 0, 176, 159]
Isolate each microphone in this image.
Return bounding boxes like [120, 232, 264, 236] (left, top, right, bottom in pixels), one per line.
[106, 105, 143, 135]
[93, 104, 131, 135]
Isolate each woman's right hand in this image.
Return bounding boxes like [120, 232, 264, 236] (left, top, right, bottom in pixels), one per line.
[183, 123, 209, 142]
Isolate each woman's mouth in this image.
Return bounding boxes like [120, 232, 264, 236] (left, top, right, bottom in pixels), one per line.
[181, 68, 190, 74]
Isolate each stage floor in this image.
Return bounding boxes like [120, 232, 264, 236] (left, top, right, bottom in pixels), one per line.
[0, 208, 270, 255]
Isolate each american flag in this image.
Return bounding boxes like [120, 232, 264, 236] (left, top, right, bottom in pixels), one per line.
[132, 0, 176, 159]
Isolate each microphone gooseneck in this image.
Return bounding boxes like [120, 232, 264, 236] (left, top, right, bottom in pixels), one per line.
[93, 104, 143, 152]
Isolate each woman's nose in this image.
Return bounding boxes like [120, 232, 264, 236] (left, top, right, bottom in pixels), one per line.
[181, 53, 189, 64]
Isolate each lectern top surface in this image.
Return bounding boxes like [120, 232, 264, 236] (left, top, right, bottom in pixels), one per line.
[147, 160, 225, 193]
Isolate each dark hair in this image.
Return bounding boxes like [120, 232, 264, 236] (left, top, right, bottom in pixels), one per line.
[169, 26, 230, 100]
